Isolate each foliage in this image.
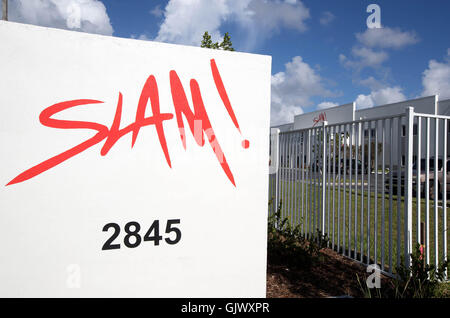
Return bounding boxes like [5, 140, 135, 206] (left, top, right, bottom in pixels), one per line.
[392, 244, 449, 298]
[356, 273, 382, 298]
[267, 200, 329, 270]
[357, 243, 449, 298]
[219, 32, 234, 51]
[201, 31, 235, 51]
[200, 31, 218, 49]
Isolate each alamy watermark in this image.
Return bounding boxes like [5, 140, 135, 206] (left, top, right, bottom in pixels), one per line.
[367, 4, 382, 29]
[66, 263, 81, 289]
[366, 264, 381, 289]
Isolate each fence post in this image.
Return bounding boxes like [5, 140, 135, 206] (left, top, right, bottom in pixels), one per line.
[322, 121, 328, 234]
[2, 0, 7, 21]
[405, 107, 414, 269]
[269, 128, 280, 215]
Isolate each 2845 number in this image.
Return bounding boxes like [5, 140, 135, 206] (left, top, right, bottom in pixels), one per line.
[102, 219, 181, 250]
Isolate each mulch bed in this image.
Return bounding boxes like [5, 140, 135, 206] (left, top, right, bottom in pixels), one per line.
[266, 247, 392, 298]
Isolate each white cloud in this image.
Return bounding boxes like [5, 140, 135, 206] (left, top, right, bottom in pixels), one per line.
[150, 4, 164, 18]
[341, 46, 388, 70]
[317, 101, 338, 109]
[355, 94, 374, 109]
[341, 26, 418, 72]
[271, 56, 333, 125]
[130, 34, 150, 41]
[155, 0, 230, 45]
[422, 49, 450, 100]
[356, 27, 419, 50]
[246, 0, 310, 33]
[319, 11, 335, 26]
[155, 0, 310, 48]
[8, 0, 113, 35]
[271, 104, 304, 126]
[359, 76, 385, 90]
[355, 86, 406, 109]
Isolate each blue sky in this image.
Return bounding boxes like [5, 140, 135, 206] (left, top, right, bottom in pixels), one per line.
[3, 0, 450, 125]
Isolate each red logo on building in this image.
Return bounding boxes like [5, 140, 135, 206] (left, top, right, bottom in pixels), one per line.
[312, 112, 327, 127]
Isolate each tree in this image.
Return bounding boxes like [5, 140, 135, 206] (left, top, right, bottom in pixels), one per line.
[219, 32, 235, 51]
[200, 31, 234, 51]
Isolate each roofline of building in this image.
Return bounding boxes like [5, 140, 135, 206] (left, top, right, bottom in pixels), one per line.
[271, 95, 443, 128]
[355, 95, 437, 114]
[293, 102, 355, 120]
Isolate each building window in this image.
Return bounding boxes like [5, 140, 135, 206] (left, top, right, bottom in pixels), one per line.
[402, 125, 406, 137]
[401, 155, 406, 166]
[364, 129, 376, 138]
[413, 124, 417, 135]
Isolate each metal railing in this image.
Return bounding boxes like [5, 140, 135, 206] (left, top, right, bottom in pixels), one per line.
[268, 107, 449, 278]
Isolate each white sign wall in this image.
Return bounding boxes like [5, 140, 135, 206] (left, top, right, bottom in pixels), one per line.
[0, 21, 272, 297]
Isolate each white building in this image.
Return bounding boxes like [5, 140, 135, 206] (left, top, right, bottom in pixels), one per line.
[272, 95, 450, 169]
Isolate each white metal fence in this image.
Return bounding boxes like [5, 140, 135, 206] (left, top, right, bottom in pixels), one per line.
[268, 107, 449, 278]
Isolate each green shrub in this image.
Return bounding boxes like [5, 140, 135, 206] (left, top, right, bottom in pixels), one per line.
[267, 200, 329, 270]
[357, 243, 449, 298]
[393, 243, 449, 298]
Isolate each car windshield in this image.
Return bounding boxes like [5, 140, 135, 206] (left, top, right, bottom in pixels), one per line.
[413, 158, 443, 171]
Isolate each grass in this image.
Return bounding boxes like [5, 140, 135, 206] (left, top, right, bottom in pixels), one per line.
[436, 282, 450, 297]
[269, 172, 450, 275]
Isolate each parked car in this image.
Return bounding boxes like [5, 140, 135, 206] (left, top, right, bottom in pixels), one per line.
[331, 158, 367, 174]
[343, 158, 367, 174]
[437, 160, 450, 199]
[388, 157, 449, 199]
[318, 158, 368, 176]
